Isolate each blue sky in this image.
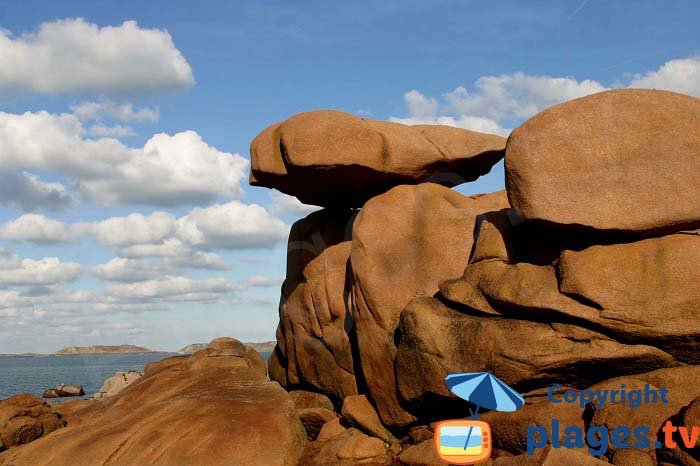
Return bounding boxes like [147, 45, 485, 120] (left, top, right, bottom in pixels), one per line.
[0, 0, 698, 353]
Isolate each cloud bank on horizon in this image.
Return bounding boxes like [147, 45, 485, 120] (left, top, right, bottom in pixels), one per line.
[0, 14, 697, 352]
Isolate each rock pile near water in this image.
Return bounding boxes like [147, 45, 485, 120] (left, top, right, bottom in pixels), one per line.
[92, 370, 142, 399]
[0, 338, 306, 465]
[3, 89, 699, 465]
[263, 89, 700, 465]
[42, 385, 84, 398]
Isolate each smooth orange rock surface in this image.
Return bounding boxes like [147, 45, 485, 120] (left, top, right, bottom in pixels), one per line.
[350, 185, 509, 425]
[250, 110, 505, 207]
[0, 338, 305, 466]
[505, 89, 700, 234]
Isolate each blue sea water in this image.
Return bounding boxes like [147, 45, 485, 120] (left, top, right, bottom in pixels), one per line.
[0, 351, 274, 400]
[0, 353, 179, 400]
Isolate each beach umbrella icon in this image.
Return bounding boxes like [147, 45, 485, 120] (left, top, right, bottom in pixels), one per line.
[445, 372, 525, 419]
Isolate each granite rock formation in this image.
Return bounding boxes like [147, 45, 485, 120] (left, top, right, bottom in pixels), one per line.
[250, 110, 505, 207]
[505, 89, 700, 234]
[262, 93, 700, 465]
[0, 338, 305, 466]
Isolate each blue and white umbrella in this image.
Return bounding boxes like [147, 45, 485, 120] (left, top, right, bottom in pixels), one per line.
[445, 372, 525, 419]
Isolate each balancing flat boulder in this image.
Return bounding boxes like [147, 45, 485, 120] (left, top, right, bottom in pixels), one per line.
[249, 110, 505, 207]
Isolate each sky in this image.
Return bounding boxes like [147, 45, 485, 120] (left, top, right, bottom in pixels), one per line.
[0, 0, 698, 353]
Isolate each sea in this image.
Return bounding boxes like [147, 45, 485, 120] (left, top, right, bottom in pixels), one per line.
[0, 352, 273, 400]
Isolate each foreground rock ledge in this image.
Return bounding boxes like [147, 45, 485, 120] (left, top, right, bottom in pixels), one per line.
[250, 109, 505, 207]
[0, 338, 305, 466]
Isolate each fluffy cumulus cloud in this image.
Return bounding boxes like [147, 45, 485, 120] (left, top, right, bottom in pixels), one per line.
[0, 111, 249, 207]
[390, 73, 606, 136]
[390, 56, 700, 136]
[105, 276, 240, 303]
[390, 90, 512, 136]
[628, 56, 700, 97]
[0, 202, 288, 250]
[0, 18, 194, 94]
[176, 202, 289, 249]
[0, 214, 80, 243]
[92, 254, 229, 283]
[0, 172, 74, 211]
[86, 212, 177, 247]
[0, 254, 82, 287]
[442, 73, 606, 121]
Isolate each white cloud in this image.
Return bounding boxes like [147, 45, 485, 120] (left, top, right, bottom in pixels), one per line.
[442, 73, 607, 120]
[93, 253, 229, 283]
[71, 99, 160, 122]
[268, 192, 321, 217]
[176, 201, 289, 249]
[628, 56, 700, 97]
[87, 212, 177, 247]
[118, 238, 192, 257]
[0, 214, 80, 243]
[0, 203, 288, 250]
[0, 255, 82, 287]
[390, 75, 605, 137]
[404, 89, 438, 118]
[92, 258, 166, 282]
[0, 172, 74, 211]
[82, 131, 249, 206]
[87, 124, 136, 138]
[0, 111, 249, 207]
[106, 276, 240, 302]
[0, 18, 193, 94]
[390, 56, 700, 138]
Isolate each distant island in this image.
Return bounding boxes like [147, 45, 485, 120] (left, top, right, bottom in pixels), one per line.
[55, 344, 158, 355]
[0, 353, 41, 358]
[177, 341, 275, 354]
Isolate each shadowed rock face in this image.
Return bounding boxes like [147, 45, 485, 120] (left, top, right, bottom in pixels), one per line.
[250, 110, 505, 207]
[0, 395, 64, 451]
[349, 185, 509, 426]
[0, 338, 306, 466]
[394, 297, 675, 420]
[270, 208, 358, 401]
[440, 209, 700, 363]
[505, 89, 700, 234]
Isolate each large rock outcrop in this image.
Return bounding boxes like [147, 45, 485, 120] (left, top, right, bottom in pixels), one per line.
[250, 110, 505, 207]
[350, 185, 509, 426]
[505, 89, 700, 234]
[253, 90, 700, 465]
[0, 338, 305, 466]
[269, 208, 358, 401]
[394, 297, 674, 419]
[440, 209, 700, 363]
[0, 395, 64, 451]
